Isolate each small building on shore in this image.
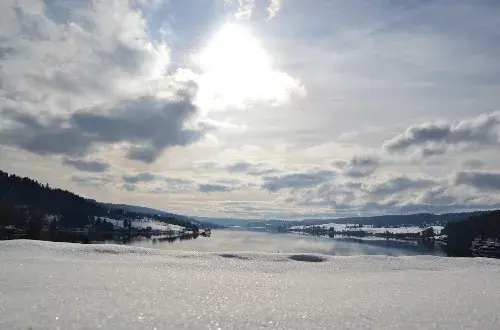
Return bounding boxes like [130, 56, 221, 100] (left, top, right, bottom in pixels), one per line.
[471, 236, 500, 259]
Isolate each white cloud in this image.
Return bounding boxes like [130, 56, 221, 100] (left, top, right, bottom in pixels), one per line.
[267, 0, 282, 20]
[0, 0, 171, 118]
[0, 1, 210, 165]
[225, 0, 283, 21]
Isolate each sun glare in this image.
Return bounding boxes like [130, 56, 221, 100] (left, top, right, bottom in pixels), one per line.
[200, 23, 272, 77]
[197, 23, 299, 110]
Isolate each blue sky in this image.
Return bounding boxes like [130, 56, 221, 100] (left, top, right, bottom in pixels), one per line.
[1, 0, 500, 219]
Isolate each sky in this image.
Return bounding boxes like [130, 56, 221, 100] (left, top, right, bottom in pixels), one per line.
[1, 0, 500, 220]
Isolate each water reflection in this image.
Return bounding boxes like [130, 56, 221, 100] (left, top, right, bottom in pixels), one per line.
[113, 231, 207, 245]
[117, 229, 446, 256]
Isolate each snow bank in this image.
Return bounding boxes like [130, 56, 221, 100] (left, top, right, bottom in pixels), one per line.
[1, 240, 499, 329]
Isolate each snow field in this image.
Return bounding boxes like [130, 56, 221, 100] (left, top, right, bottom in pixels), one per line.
[1, 240, 499, 329]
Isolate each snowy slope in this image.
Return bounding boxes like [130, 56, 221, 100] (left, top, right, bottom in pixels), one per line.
[1, 240, 499, 329]
[98, 217, 186, 231]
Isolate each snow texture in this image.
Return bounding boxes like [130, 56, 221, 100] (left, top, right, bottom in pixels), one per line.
[1, 240, 499, 329]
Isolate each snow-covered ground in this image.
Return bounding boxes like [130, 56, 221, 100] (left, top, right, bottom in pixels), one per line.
[291, 223, 351, 231]
[365, 225, 444, 235]
[98, 217, 186, 231]
[292, 223, 444, 235]
[1, 240, 499, 329]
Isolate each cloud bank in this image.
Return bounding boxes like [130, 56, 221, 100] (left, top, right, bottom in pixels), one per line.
[383, 112, 500, 156]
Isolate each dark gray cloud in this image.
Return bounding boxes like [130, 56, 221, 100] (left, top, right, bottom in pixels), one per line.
[454, 171, 500, 191]
[0, 90, 204, 163]
[225, 161, 279, 176]
[417, 187, 457, 206]
[247, 168, 280, 176]
[62, 158, 109, 173]
[123, 172, 193, 193]
[419, 147, 446, 158]
[70, 174, 112, 187]
[226, 162, 253, 173]
[193, 161, 219, 170]
[262, 170, 334, 192]
[147, 178, 194, 194]
[123, 176, 194, 194]
[217, 178, 243, 185]
[198, 184, 229, 193]
[0, 108, 93, 156]
[120, 175, 195, 194]
[462, 159, 484, 170]
[166, 178, 193, 185]
[123, 183, 138, 192]
[334, 155, 379, 178]
[383, 111, 500, 154]
[123, 172, 157, 184]
[366, 176, 438, 197]
[126, 146, 162, 164]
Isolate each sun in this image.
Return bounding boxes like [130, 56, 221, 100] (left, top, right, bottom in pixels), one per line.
[200, 23, 272, 79]
[196, 23, 299, 110]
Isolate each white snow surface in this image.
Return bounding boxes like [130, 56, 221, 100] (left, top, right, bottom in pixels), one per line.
[1, 240, 499, 329]
[98, 217, 185, 231]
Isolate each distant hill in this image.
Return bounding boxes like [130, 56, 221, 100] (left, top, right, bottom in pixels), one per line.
[244, 211, 490, 229]
[105, 203, 221, 229]
[192, 217, 257, 227]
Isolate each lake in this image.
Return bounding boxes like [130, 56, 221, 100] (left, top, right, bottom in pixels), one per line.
[119, 229, 446, 256]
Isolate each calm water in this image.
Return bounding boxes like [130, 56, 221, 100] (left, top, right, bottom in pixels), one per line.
[120, 229, 446, 256]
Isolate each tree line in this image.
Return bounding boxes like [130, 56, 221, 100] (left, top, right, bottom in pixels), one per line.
[443, 210, 500, 257]
[0, 170, 199, 240]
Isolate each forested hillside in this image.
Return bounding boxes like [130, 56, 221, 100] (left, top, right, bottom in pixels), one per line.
[443, 210, 500, 256]
[0, 170, 202, 237]
[0, 170, 105, 216]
